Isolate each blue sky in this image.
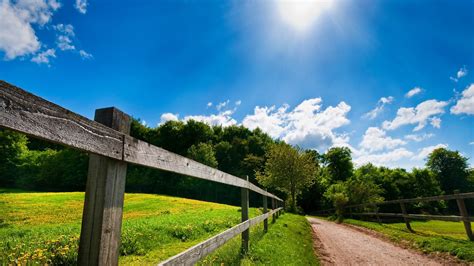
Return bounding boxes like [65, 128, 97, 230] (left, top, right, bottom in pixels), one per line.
[1, 0, 473, 169]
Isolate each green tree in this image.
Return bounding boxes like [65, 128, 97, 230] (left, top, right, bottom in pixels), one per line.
[426, 148, 471, 193]
[257, 143, 318, 212]
[0, 129, 28, 186]
[322, 147, 354, 182]
[187, 143, 218, 168]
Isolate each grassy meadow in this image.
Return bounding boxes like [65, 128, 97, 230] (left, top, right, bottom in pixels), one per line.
[341, 218, 474, 262]
[0, 189, 318, 265]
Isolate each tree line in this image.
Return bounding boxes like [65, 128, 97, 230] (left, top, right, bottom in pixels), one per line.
[1, 120, 473, 214]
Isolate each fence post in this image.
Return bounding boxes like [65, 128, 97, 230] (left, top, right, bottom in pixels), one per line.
[399, 202, 413, 232]
[272, 198, 276, 223]
[78, 107, 131, 266]
[455, 192, 473, 241]
[263, 190, 268, 233]
[241, 176, 249, 254]
[374, 204, 381, 224]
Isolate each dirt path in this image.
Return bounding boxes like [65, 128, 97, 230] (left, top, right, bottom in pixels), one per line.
[307, 217, 443, 266]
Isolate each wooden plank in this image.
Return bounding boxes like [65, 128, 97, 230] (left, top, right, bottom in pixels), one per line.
[456, 196, 474, 240]
[158, 208, 282, 266]
[0, 81, 283, 201]
[353, 212, 473, 222]
[241, 176, 249, 254]
[78, 108, 130, 266]
[272, 198, 276, 223]
[123, 136, 282, 201]
[345, 192, 474, 209]
[263, 192, 268, 233]
[0, 80, 123, 159]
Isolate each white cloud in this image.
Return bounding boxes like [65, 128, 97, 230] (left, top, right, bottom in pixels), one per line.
[359, 127, 406, 152]
[405, 87, 422, 98]
[470, 141, 474, 145]
[216, 100, 230, 111]
[185, 110, 237, 127]
[75, 0, 87, 14]
[54, 24, 75, 51]
[243, 98, 351, 151]
[450, 66, 468, 82]
[404, 133, 434, 142]
[412, 144, 448, 161]
[0, 0, 87, 64]
[363, 96, 394, 119]
[160, 113, 179, 124]
[457, 66, 468, 78]
[31, 48, 55, 64]
[430, 117, 441, 128]
[382, 99, 448, 131]
[79, 49, 93, 59]
[235, 100, 242, 106]
[354, 148, 414, 167]
[207, 102, 212, 108]
[451, 84, 474, 115]
[0, 0, 60, 59]
[243, 105, 288, 139]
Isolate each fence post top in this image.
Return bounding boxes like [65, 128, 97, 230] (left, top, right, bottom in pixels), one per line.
[95, 107, 131, 134]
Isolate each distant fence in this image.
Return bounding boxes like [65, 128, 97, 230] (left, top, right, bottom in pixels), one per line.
[316, 192, 474, 241]
[0, 81, 284, 266]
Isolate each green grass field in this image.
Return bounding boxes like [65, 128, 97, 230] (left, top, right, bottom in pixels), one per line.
[340, 218, 474, 262]
[0, 189, 317, 265]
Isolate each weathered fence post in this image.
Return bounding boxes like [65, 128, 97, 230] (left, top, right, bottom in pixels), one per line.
[399, 202, 413, 232]
[78, 107, 131, 266]
[263, 190, 268, 233]
[374, 204, 382, 224]
[455, 192, 473, 241]
[241, 176, 249, 254]
[272, 198, 276, 223]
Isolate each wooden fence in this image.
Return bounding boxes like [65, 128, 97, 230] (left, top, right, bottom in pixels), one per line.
[317, 192, 474, 241]
[0, 80, 284, 265]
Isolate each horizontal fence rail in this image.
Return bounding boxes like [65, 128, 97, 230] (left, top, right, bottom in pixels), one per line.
[317, 191, 474, 241]
[0, 80, 285, 265]
[159, 207, 283, 266]
[0, 81, 281, 201]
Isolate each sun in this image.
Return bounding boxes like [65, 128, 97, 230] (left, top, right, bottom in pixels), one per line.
[276, 0, 334, 33]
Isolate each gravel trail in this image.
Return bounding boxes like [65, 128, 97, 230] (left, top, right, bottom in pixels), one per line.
[307, 217, 443, 266]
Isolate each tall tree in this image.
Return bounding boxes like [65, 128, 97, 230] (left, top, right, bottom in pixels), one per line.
[322, 147, 354, 182]
[426, 148, 471, 193]
[257, 143, 318, 212]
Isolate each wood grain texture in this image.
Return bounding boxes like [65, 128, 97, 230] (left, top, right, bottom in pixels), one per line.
[0, 80, 123, 159]
[78, 108, 130, 266]
[158, 208, 283, 266]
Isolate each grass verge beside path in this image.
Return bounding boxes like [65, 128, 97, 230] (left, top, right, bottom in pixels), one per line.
[199, 213, 319, 266]
[331, 218, 474, 262]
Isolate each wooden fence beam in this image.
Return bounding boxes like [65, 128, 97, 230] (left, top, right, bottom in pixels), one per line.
[263, 190, 268, 233]
[241, 176, 249, 255]
[455, 192, 473, 241]
[399, 202, 413, 232]
[78, 107, 131, 266]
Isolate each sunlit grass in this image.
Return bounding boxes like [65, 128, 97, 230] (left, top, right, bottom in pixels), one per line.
[0, 189, 262, 264]
[199, 213, 319, 265]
